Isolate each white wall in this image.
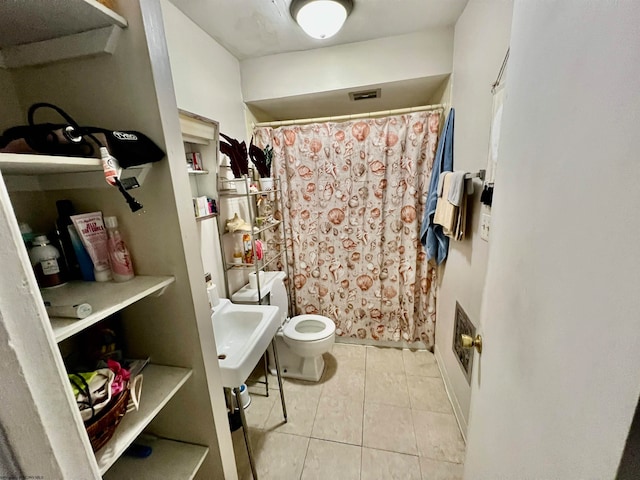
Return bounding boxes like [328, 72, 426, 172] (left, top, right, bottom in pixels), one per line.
[433, 0, 513, 434]
[464, 0, 640, 477]
[240, 29, 454, 103]
[0, 69, 22, 131]
[161, 0, 249, 296]
[161, 0, 246, 140]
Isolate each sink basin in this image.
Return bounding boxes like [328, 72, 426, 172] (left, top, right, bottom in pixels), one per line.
[211, 298, 280, 388]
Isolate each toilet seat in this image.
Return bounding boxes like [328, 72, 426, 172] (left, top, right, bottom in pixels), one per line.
[283, 315, 335, 342]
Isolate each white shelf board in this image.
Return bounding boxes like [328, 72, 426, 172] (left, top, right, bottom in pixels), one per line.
[43, 276, 175, 342]
[0, 0, 126, 48]
[103, 438, 208, 480]
[195, 213, 218, 222]
[0, 153, 102, 175]
[95, 365, 193, 475]
[187, 169, 209, 175]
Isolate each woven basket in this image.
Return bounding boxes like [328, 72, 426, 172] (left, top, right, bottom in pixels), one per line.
[85, 389, 130, 452]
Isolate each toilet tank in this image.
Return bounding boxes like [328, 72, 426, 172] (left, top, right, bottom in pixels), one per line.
[230, 271, 289, 325]
[267, 271, 289, 325]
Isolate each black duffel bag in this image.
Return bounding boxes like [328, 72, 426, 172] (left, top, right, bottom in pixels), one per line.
[0, 102, 164, 169]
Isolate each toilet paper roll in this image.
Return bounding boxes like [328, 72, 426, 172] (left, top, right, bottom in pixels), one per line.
[248, 271, 265, 290]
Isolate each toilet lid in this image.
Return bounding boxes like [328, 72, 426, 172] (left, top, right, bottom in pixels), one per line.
[283, 315, 336, 342]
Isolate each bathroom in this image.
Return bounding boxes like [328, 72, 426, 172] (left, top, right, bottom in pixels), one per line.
[0, 1, 638, 479]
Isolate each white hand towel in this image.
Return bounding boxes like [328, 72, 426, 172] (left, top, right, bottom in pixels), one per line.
[447, 171, 467, 207]
[437, 171, 450, 197]
[434, 173, 458, 235]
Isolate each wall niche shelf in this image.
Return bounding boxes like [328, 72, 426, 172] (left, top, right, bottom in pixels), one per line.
[195, 212, 219, 222]
[44, 276, 175, 342]
[179, 111, 218, 220]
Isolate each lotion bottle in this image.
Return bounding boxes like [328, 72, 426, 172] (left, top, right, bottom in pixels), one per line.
[29, 235, 66, 288]
[105, 216, 134, 282]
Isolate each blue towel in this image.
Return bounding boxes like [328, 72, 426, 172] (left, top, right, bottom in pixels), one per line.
[420, 108, 455, 264]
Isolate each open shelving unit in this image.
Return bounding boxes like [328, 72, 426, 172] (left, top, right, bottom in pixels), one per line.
[217, 175, 293, 312]
[43, 274, 202, 476]
[0, 2, 232, 478]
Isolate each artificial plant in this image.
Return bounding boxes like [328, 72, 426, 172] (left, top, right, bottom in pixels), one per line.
[220, 133, 249, 178]
[249, 137, 273, 178]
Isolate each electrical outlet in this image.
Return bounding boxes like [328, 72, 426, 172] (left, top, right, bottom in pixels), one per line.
[480, 213, 491, 241]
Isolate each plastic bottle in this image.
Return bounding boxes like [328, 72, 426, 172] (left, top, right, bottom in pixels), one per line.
[233, 247, 243, 264]
[67, 224, 95, 282]
[242, 233, 253, 264]
[104, 216, 134, 282]
[100, 147, 120, 187]
[29, 235, 66, 288]
[19, 222, 35, 247]
[56, 200, 82, 279]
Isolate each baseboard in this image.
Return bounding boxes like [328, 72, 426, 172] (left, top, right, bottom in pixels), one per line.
[334, 336, 428, 350]
[434, 344, 468, 442]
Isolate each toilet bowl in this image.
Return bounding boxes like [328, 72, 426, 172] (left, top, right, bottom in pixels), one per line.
[266, 272, 335, 382]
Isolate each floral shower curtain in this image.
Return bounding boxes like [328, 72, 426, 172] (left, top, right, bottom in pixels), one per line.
[254, 111, 441, 347]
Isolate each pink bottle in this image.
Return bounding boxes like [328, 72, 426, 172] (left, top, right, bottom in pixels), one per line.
[104, 216, 134, 282]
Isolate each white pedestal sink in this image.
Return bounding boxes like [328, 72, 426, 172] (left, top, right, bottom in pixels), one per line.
[211, 298, 280, 388]
[212, 298, 287, 480]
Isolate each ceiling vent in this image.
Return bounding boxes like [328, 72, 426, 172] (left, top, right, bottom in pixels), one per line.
[349, 88, 381, 101]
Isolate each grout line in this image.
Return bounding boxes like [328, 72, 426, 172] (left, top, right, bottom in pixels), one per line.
[258, 394, 278, 430]
[307, 436, 363, 448]
[359, 442, 419, 458]
[362, 345, 368, 449]
[364, 445, 420, 459]
[298, 436, 312, 480]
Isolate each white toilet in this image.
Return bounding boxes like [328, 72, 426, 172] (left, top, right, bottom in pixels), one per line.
[267, 272, 335, 382]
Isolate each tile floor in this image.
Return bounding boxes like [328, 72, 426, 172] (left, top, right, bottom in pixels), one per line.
[233, 344, 465, 480]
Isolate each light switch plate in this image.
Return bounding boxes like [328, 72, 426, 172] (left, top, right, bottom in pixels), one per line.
[480, 213, 491, 241]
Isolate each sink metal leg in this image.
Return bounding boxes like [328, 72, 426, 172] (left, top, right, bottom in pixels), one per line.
[224, 387, 233, 411]
[235, 386, 258, 480]
[263, 352, 269, 397]
[271, 338, 288, 422]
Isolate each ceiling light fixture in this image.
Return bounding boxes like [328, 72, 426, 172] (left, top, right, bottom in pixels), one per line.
[290, 0, 354, 40]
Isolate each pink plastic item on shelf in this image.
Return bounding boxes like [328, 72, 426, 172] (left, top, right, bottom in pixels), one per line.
[107, 358, 131, 397]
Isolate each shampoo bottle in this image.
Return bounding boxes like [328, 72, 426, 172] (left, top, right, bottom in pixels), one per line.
[105, 216, 134, 282]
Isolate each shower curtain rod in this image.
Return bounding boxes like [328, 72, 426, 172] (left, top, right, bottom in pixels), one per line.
[252, 103, 446, 128]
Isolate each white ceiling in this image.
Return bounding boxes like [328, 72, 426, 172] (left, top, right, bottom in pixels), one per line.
[168, 0, 468, 60]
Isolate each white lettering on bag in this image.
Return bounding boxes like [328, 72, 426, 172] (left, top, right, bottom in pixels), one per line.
[113, 131, 138, 141]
